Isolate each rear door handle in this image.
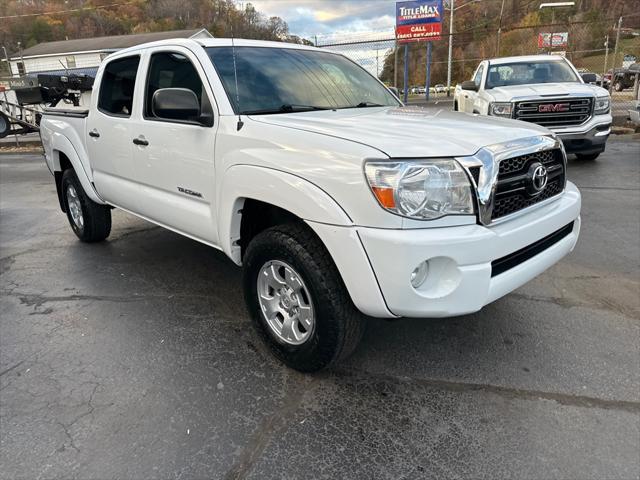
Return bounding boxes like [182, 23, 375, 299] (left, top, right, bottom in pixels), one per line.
[133, 136, 149, 146]
[89, 129, 100, 138]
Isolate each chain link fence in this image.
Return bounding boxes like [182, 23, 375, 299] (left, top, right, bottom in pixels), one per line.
[316, 17, 640, 125]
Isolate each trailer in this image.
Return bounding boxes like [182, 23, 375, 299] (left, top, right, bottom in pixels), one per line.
[0, 73, 93, 138]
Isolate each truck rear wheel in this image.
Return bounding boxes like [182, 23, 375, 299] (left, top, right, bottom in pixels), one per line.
[61, 169, 111, 242]
[0, 112, 10, 139]
[242, 223, 365, 372]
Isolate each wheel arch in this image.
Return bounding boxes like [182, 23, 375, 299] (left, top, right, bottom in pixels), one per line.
[49, 136, 104, 206]
[217, 165, 353, 266]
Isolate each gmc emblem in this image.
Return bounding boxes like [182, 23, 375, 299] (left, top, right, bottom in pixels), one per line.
[538, 103, 570, 113]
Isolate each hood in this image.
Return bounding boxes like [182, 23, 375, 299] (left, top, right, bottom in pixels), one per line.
[486, 82, 608, 101]
[249, 106, 550, 158]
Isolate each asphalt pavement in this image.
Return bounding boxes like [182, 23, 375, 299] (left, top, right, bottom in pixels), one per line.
[1, 140, 639, 479]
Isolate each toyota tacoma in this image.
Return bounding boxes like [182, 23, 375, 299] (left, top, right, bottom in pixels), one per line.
[40, 39, 581, 371]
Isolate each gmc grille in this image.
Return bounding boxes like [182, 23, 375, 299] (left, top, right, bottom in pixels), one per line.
[514, 97, 593, 127]
[492, 148, 565, 221]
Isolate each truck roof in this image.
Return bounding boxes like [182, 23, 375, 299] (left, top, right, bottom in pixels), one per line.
[488, 54, 567, 66]
[112, 37, 324, 56]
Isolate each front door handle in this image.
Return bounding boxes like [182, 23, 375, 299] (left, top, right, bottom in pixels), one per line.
[133, 136, 149, 146]
[89, 129, 100, 138]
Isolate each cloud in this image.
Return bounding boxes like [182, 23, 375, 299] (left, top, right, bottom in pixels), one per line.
[248, 0, 397, 39]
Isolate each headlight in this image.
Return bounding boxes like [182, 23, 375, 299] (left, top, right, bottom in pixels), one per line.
[490, 102, 513, 117]
[364, 159, 475, 220]
[594, 97, 610, 114]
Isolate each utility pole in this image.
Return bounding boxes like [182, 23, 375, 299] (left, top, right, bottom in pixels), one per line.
[446, 0, 454, 97]
[1, 46, 11, 77]
[610, 16, 622, 93]
[602, 34, 609, 86]
[496, 0, 506, 56]
[394, 42, 399, 88]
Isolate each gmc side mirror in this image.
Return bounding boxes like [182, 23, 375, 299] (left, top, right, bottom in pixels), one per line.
[460, 80, 478, 92]
[581, 73, 597, 84]
[152, 88, 212, 126]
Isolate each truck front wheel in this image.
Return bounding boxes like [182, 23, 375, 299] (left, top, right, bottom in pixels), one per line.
[61, 169, 111, 242]
[242, 223, 365, 372]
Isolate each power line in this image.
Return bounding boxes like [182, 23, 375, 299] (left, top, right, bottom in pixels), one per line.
[0, 1, 140, 20]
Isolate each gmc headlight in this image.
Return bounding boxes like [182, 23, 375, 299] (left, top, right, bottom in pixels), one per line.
[594, 97, 610, 114]
[364, 159, 475, 220]
[490, 102, 512, 117]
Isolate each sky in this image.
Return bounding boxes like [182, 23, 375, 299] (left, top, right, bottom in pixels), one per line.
[246, 0, 399, 43]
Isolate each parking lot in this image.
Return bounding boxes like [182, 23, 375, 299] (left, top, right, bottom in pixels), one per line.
[1, 140, 639, 479]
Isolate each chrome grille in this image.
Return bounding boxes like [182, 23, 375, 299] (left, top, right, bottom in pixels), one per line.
[491, 148, 565, 221]
[499, 149, 555, 176]
[514, 97, 593, 127]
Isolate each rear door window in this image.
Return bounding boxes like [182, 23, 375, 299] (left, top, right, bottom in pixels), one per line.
[98, 56, 140, 117]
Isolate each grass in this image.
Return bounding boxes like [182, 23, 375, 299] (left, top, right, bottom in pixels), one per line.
[571, 36, 640, 73]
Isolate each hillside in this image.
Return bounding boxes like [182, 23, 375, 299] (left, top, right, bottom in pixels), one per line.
[0, 0, 311, 75]
[379, 0, 640, 85]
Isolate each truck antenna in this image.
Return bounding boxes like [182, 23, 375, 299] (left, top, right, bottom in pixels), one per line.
[230, 26, 244, 131]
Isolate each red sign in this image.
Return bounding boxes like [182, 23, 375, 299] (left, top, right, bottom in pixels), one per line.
[396, 23, 442, 43]
[396, 0, 443, 43]
[538, 32, 568, 48]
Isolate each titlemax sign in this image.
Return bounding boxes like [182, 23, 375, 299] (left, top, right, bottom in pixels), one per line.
[396, 0, 443, 43]
[398, 5, 440, 18]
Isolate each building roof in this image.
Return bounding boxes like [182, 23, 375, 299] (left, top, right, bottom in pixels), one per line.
[12, 28, 211, 59]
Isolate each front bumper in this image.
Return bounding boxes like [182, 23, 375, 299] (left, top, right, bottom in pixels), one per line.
[354, 182, 581, 318]
[552, 114, 612, 154]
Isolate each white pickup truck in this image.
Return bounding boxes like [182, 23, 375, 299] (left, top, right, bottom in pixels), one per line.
[41, 39, 581, 371]
[454, 55, 612, 161]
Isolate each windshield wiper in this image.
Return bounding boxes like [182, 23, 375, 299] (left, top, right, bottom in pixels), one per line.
[354, 101, 385, 108]
[241, 104, 331, 115]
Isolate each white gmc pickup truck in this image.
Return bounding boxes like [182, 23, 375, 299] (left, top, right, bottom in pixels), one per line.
[454, 55, 612, 161]
[41, 39, 581, 371]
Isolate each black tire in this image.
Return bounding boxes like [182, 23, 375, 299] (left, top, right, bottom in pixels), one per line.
[453, 101, 458, 111]
[242, 223, 365, 372]
[614, 82, 623, 92]
[0, 112, 10, 139]
[575, 152, 601, 161]
[61, 168, 111, 242]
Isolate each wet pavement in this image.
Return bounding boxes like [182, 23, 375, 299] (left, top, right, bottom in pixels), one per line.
[1, 140, 639, 479]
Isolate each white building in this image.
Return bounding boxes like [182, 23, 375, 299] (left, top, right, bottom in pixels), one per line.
[3, 28, 212, 77]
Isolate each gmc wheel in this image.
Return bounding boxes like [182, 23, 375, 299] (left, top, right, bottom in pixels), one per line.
[575, 152, 600, 161]
[242, 223, 365, 372]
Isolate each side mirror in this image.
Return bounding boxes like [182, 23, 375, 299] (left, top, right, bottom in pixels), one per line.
[460, 80, 478, 92]
[388, 86, 400, 99]
[581, 73, 597, 84]
[152, 88, 201, 122]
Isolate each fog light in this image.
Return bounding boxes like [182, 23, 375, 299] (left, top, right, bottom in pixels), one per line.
[410, 261, 429, 288]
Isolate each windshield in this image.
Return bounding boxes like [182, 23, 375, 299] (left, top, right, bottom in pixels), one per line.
[485, 60, 579, 89]
[206, 46, 399, 114]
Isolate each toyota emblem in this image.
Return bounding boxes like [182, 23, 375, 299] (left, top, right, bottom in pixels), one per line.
[531, 164, 548, 192]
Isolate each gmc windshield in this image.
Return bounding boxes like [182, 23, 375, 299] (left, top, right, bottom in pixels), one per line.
[486, 60, 580, 89]
[206, 46, 399, 114]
